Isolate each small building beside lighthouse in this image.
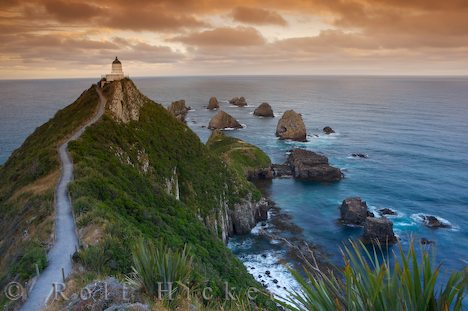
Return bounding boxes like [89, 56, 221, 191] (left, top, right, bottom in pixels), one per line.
[100, 57, 126, 87]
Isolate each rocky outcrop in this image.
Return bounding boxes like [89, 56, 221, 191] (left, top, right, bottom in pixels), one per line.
[208, 111, 242, 129]
[208, 96, 219, 110]
[231, 197, 269, 235]
[254, 103, 274, 117]
[378, 208, 397, 216]
[285, 149, 342, 182]
[276, 110, 307, 141]
[67, 277, 147, 311]
[246, 168, 273, 180]
[271, 164, 293, 178]
[323, 126, 335, 134]
[352, 153, 368, 159]
[167, 99, 190, 122]
[420, 215, 451, 228]
[340, 197, 370, 225]
[362, 217, 397, 244]
[229, 96, 247, 107]
[105, 79, 147, 123]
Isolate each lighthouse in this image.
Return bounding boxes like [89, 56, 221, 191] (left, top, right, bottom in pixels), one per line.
[101, 57, 125, 87]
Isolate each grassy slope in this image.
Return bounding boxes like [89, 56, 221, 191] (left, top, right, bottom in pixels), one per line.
[207, 130, 271, 180]
[67, 86, 265, 301]
[0, 86, 99, 289]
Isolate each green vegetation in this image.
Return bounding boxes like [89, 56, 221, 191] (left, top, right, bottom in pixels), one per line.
[0, 86, 99, 288]
[67, 81, 271, 307]
[278, 241, 467, 311]
[207, 130, 271, 201]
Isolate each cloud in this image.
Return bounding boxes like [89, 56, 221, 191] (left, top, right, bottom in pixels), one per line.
[43, 0, 103, 22]
[231, 7, 287, 26]
[172, 27, 266, 47]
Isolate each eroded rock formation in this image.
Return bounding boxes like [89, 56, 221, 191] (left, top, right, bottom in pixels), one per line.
[276, 110, 307, 141]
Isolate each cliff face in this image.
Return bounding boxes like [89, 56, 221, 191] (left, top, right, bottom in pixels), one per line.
[0, 79, 267, 308]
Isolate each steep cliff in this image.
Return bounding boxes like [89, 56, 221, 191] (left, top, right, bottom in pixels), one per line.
[0, 79, 271, 308]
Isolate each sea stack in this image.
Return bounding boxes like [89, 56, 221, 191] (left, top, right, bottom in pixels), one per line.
[340, 197, 370, 225]
[362, 217, 397, 244]
[229, 96, 248, 107]
[275, 110, 307, 141]
[208, 97, 219, 110]
[323, 126, 335, 134]
[285, 149, 342, 182]
[208, 111, 242, 129]
[167, 99, 190, 123]
[254, 103, 274, 117]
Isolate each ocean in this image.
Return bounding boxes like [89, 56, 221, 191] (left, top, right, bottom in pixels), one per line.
[1, 76, 467, 295]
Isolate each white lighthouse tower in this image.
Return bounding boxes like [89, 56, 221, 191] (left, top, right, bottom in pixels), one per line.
[101, 57, 125, 86]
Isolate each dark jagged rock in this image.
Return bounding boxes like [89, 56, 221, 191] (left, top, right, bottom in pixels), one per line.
[323, 126, 335, 134]
[167, 99, 190, 123]
[362, 217, 397, 244]
[420, 237, 435, 245]
[276, 110, 307, 141]
[254, 102, 274, 117]
[229, 96, 247, 107]
[208, 111, 242, 129]
[230, 197, 270, 235]
[286, 149, 342, 182]
[207, 96, 219, 110]
[271, 164, 293, 178]
[247, 168, 273, 180]
[352, 153, 368, 159]
[340, 197, 369, 226]
[421, 215, 451, 228]
[378, 208, 397, 216]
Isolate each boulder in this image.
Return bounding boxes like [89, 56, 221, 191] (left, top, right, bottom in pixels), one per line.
[323, 126, 335, 134]
[340, 197, 369, 225]
[286, 149, 342, 182]
[421, 215, 451, 228]
[362, 217, 397, 244]
[254, 103, 274, 117]
[352, 153, 368, 159]
[207, 96, 219, 110]
[420, 238, 435, 245]
[275, 110, 307, 141]
[167, 99, 189, 123]
[378, 208, 397, 216]
[229, 96, 247, 107]
[208, 111, 242, 130]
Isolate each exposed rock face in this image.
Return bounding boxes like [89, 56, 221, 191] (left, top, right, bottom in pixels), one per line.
[362, 217, 397, 244]
[105, 79, 147, 123]
[276, 110, 307, 141]
[208, 111, 242, 129]
[286, 149, 342, 182]
[340, 197, 369, 225]
[246, 168, 273, 180]
[254, 103, 274, 117]
[208, 96, 220, 110]
[378, 208, 397, 216]
[323, 126, 335, 134]
[229, 96, 247, 107]
[67, 277, 147, 311]
[231, 197, 270, 235]
[271, 164, 293, 178]
[167, 99, 190, 122]
[352, 153, 368, 159]
[421, 215, 451, 228]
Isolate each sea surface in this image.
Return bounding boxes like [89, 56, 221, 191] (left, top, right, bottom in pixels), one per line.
[1, 76, 467, 296]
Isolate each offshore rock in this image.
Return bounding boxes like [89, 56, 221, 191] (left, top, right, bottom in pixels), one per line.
[286, 149, 342, 182]
[254, 103, 274, 117]
[208, 111, 242, 129]
[276, 110, 307, 141]
[323, 126, 335, 134]
[229, 96, 247, 107]
[362, 217, 397, 244]
[207, 96, 220, 110]
[340, 197, 369, 226]
[167, 99, 190, 123]
[421, 215, 451, 228]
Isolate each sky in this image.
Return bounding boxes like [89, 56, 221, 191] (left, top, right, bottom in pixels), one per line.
[1, 0, 468, 78]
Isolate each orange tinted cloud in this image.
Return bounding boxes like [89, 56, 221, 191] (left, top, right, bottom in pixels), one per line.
[231, 7, 287, 26]
[1, 0, 468, 76]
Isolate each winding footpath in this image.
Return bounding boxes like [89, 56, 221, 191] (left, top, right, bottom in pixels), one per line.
[20, 86, 106, 311]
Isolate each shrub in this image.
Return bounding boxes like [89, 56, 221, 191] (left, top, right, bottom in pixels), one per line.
[278, 241, 466, 311]
[127, 239, 194, 299]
